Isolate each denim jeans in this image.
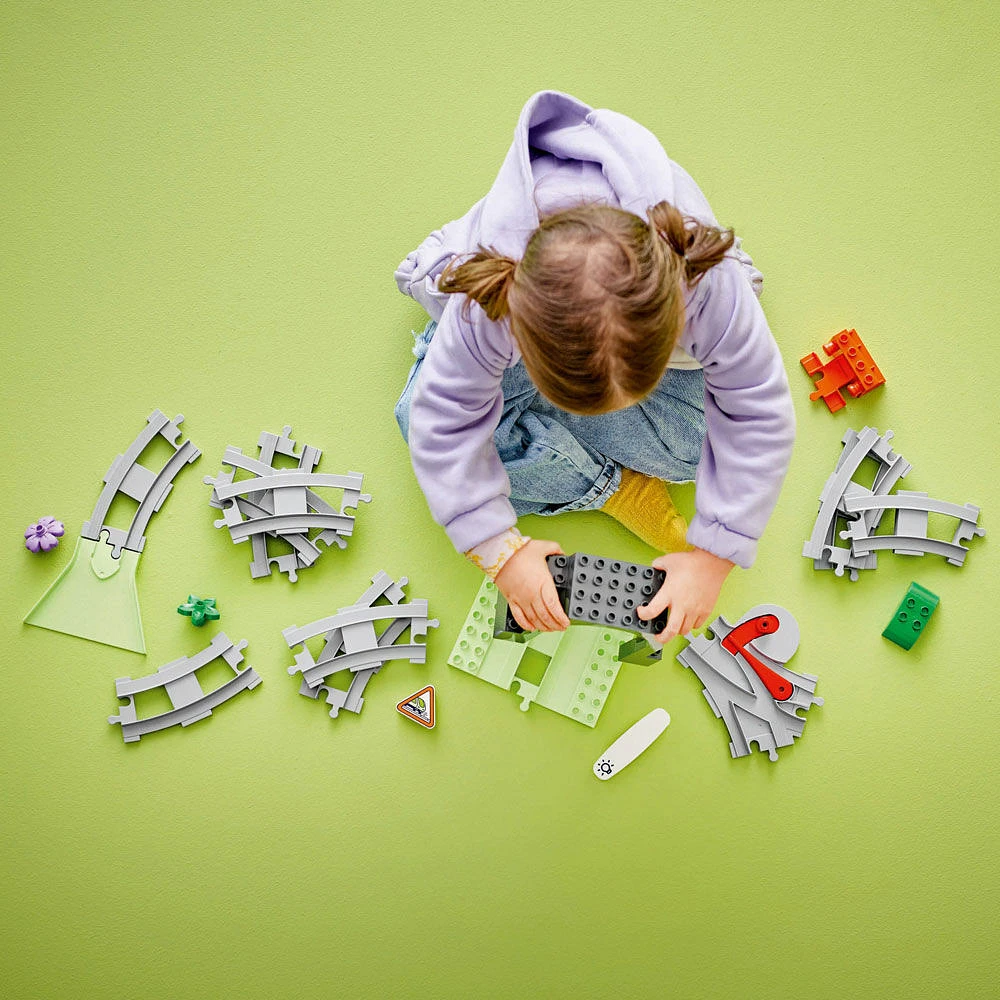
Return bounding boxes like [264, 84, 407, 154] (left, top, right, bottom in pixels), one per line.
[394, 320, 706, 518]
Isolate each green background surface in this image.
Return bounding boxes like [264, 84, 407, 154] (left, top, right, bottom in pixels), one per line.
[2, 2, 998, 998]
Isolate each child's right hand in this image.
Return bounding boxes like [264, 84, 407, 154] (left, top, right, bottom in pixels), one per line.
[494, 539, 570, 632]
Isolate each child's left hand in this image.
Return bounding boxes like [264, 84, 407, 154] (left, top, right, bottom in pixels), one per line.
[637, 548, 735, 644]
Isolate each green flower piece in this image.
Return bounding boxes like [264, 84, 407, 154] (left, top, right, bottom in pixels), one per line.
[177, 595, 221, 627]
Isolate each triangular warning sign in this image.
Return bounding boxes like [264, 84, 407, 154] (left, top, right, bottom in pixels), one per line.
[396, 684, 435, 729]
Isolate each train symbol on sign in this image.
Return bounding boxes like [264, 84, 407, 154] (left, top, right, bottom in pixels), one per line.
[405, 696, 428, 719]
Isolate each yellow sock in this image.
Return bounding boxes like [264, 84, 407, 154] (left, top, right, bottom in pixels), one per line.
[601, 468, 691, 552]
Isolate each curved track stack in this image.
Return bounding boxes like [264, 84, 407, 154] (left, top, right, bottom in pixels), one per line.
[284, 571, 438, 719]
[205, 424, 371, 582]
[803, 426, 984, 580]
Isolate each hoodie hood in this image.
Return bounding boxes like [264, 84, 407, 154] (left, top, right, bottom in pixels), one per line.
[478, 90, 677, 257]
[395, 89, 711, 322]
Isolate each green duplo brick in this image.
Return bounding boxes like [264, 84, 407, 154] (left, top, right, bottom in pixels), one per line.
[882, 582, 940, 650]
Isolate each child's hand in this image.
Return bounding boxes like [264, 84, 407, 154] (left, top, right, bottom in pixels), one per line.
[494, 539, 571, 632]
[637, 548, 735, 644]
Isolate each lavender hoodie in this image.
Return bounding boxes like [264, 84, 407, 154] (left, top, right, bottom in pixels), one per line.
[394, 90, 794, 569]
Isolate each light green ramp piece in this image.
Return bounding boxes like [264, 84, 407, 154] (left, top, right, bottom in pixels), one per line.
[526, 625, 629, 728]
[448, 578, 631, 727]
[448, 578, 526, 686]
[23, 535, 146, 654]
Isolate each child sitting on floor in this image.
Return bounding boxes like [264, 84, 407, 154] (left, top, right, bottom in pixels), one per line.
[393, 90, 794, 642]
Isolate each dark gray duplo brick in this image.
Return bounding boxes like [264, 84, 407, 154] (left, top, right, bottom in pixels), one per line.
[497, 552, 668, 645]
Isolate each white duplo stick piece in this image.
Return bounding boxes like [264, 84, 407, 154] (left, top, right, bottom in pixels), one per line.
[593, 708, 671, 780]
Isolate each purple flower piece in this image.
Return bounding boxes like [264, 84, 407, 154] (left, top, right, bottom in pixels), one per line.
[25, 516, 65, 553]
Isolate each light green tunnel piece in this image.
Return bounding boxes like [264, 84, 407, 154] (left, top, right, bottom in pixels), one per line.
[448, 577, 632, 727]
[23, 536, 146, 654]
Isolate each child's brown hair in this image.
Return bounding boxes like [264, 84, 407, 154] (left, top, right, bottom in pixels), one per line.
[438, 201, 734, 414]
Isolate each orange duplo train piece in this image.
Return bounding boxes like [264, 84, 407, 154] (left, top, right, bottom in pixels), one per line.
[800, 329, 885, 413]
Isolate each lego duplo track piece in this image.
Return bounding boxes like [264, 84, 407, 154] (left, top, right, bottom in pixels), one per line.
[298, 662, 383, 719]
[496, 553, 667, 661]
[284, 571, 438, 719]
[108, 632, 261, 743]
[834, 428, 912, 535]
[449, 577, 634, 727]
[841, 491, 985, 566]
[24, 410, 201, 653]
[803, 426, 910, 581]
[801, 329, 884, 413]
[298, 663, 384, 719]
[217, 494, 326, 578]
[804, 426, 985, 579]
[204, 425, 371, 582]
[284, 572, 437, 684]
[82, 410, 201, 557]
[676, 605, 822, 761]
[882, 582, 939, 650]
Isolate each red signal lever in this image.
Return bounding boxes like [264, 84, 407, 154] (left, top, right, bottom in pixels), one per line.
[720, 615, 794, 702]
